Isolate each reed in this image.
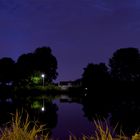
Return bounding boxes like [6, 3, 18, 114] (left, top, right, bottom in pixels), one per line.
[0, 111, 139, 140]
[69, 119, 128, 140]
[0, 111, 49, 140]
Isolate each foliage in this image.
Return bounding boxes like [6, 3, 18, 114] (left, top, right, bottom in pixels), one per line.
[31, 101, 42, 109]
[0, 57, 15, 85]
[69, 119, 127, 140]
[0, 111, 140, 140]
[34, 47, 58, 83]
[132, 133, 140, 140]
[15, 46, 58, 86]
[0, 111, 49, 140]
[28, 84, 61, 92]
[15, 53, 34, 86]
[82, 63, 110, 89]
[109, 47, 140, 82]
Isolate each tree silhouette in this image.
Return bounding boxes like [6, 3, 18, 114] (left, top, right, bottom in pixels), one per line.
[82, 63, 110, 89]
[16, 46, 58, 85]
[0, 57, 15, 85]
[33, 47, 58, 83]
[16, 53, 34, 85]
[109, 48, 140, 82]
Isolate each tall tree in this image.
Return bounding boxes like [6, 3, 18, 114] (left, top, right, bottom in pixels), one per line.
[109, 47, 140, 82]
[0, 57, 15, 85]
[82, 63, 109, 89]
[16, 53, 34, 85]
[33, 47, 58, 83]
[16, 46, 58, 85]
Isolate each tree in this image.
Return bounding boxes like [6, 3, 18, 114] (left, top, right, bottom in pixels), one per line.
[82, 63, 110, 89]
[109, 47, 140, 82]
[0, 57, 15, 85]
[33, 47, 58, 83]
[16, 53, 35, 85]
[16, 46, 58, 85]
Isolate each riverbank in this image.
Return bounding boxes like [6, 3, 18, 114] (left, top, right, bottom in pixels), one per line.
[0, 111, 139, 140]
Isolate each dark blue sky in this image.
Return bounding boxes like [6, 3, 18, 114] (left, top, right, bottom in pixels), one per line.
[0, 0, 140, 81]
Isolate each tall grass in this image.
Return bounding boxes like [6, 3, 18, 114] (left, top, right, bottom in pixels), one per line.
[0, 111, 49, 140]
[0, 111, 139, 140]
[69, 119, 128, 140]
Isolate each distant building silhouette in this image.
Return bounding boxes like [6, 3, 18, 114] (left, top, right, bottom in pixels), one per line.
[58, 79, 81, 90]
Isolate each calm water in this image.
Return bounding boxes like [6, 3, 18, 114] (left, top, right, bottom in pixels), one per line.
[1, 93, 140, 139]
[0, 95, 94, 139]
[52, 98, 93, 139]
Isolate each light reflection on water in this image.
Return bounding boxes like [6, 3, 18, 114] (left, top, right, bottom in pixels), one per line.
[52, 98, 93, 139]
[1, 92, 140, 139]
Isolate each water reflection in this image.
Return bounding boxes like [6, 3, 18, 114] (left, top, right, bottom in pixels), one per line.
[52, 97, 93, 139]
[1, 92, 140, 138]
[81, 92, 140, 136]
[0, 95, 58, 137]
[0, 94, 94, 139]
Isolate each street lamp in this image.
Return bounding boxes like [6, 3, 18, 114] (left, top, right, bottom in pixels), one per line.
[41, 74, 45, 87]
[41, 74, 45, 111]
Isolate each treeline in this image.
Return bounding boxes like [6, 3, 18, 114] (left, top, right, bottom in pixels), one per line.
[81, 48, 140, 134]
[81, 47, 140, 112]
[1, 46, 140, 91]
[0, 46, 58, 87]
[82, 47, 140, 88]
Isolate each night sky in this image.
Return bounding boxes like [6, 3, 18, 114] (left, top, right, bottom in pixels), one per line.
[0, 0, 140, 81]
